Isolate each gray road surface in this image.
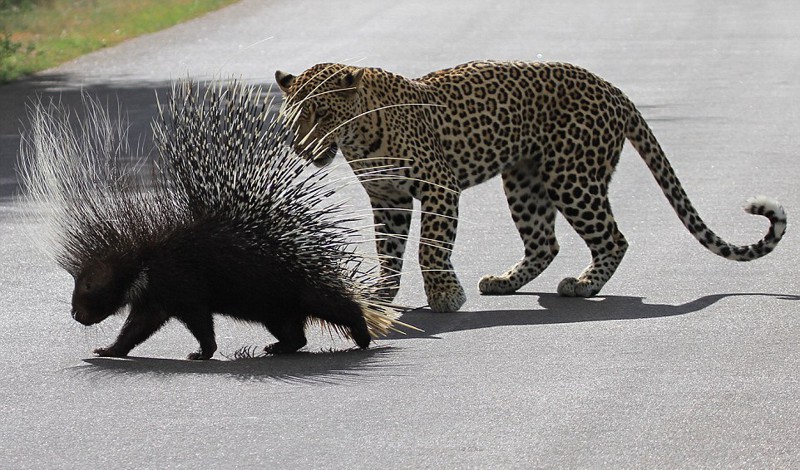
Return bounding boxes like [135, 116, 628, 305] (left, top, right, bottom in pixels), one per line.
[1, 0, 799, 468]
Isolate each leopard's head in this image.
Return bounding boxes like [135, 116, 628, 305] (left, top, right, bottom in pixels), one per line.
[276, 64, 365, 167]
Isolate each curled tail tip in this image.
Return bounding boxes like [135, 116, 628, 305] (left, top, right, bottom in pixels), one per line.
[744, 195, 787, 236]
[744, 195, 785, 217]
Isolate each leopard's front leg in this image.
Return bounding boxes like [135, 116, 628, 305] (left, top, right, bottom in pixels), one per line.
[370, 193, 413, 302]
[419, 189, 465, 313]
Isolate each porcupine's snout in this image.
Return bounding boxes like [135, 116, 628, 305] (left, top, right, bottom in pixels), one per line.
[70, 261, 126, 326]
[70, 304, 108, 326]
[71, 307, 95, 326]
[71, 289, 117, 325]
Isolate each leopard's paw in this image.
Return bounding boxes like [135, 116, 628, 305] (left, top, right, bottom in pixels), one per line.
[478, 275, 518, 295]
[427, 284, 467, 313]
[557, 277, 600, 297]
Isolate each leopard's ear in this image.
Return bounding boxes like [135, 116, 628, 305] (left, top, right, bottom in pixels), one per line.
[275, 70, 295, 93]
[338, 67, 365, 96]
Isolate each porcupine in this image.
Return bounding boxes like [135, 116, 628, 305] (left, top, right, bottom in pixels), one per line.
[19, 80, 405, 360]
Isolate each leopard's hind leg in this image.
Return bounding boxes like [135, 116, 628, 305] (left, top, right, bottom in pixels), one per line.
[479, 159, 559, 295]
[549, 177, 628, 298]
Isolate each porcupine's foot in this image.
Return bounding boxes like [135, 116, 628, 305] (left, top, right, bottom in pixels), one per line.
[263, 338, 307, 355]
[186, 349, 215, 360]
[93, 346, 127, 358]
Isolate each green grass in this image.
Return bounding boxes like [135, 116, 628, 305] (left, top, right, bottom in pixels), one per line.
[0, 0, 239, 83]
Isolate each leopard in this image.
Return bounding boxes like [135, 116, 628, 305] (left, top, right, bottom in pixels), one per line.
[275, 61, 786, 313]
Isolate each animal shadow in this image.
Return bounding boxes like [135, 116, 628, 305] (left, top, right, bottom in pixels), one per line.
[74, 345, 400, 384]
[390, 292, 800, 339]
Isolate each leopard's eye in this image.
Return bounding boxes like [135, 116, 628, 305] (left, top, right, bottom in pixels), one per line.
[315, 107, 329, 119]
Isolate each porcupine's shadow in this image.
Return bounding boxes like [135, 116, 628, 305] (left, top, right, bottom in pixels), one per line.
[74, 346, 400, 384]
[389, 292, 800, 339]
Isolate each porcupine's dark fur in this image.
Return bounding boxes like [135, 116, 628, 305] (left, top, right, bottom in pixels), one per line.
[19, 81, 404, 360]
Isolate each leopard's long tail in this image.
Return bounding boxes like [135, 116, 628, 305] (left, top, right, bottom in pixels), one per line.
[624, 104, 786, 261]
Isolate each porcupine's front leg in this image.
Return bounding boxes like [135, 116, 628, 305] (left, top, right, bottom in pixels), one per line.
[370, 193, 413, 302]
[94, 306, 169, 358]
[419, 188, 465, 313]
[178, 309, 218, 360]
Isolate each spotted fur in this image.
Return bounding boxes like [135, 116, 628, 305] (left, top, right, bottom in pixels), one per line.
[276, 61, 787, 312]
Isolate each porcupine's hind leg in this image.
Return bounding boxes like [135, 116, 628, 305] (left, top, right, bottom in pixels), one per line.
[263, 315, 308, 354]
[479, 158, 559, 294]
[311, 295, 372, 349]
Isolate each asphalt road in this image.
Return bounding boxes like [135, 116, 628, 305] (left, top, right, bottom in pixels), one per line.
[1, 0, 799, 468]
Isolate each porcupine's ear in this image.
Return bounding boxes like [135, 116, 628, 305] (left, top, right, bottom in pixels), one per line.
[338, 67, 365, 97]
[275, 70, 295, 93]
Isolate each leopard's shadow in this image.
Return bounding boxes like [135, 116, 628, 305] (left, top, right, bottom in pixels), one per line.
[388, 292, 800, 339]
